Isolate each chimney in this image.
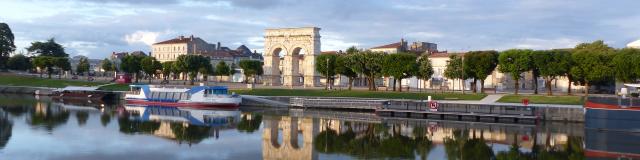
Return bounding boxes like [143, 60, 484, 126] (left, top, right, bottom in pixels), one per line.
[179, 36, 184, 40]
[217, 42, 221, 50]
[253, 50, 257, 54]
[190, 35, 194, 41]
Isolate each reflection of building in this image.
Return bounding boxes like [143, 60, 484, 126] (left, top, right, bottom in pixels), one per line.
[262, 116, 319, 160]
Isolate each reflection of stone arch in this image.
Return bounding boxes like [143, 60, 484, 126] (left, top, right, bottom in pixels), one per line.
[263, 116, 318, 160]
[263, 27, 321, 87]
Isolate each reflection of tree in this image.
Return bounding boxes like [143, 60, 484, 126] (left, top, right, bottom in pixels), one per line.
[117, 115, 160, 134]
[313, 123, 433, 159]
[75, 111, 89, 126]
[100, 113, 111, 127]
[28, 106, 70, 132]
[237, 114, 262, 133]
[413, 126, 433, 160]
[0, 110, 13, 149]
[2, 106, 28, 117]
[443, 129, 494, 160]
[171, 123, 212, 145]
[536, 136, 584, 160]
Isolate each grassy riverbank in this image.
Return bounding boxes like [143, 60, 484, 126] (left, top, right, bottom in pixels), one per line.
[231, 89, 487, 100]
[497, 94, 585, 105]
[0, 75, 105, 88]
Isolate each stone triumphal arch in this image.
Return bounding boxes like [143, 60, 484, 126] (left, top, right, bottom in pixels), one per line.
[263, 27, 321, 87]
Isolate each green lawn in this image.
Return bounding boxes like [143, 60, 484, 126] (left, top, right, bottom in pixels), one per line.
[0, 75, 105, 88]
[231, 89, 487, 100]
[97, 83, 131, 91]
[497, 94, 585, 105]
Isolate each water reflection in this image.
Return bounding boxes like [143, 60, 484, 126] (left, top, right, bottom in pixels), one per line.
[260, 110, 587, 160]
[119, 105, 241, 145]
[0, 109, 12, 149]
[28, 101, 70, 132]
[0, 95, 639, 159]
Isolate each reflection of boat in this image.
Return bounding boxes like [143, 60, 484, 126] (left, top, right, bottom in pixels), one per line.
[52, 102, 102, 112]
[585, 129, 640, 159]
[585, 96, 640, 132]
[123, 105, 241, 127]
[125, 85, 241, 109]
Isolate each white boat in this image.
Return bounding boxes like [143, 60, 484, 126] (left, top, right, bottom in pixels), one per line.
[125, 85, 242, 109]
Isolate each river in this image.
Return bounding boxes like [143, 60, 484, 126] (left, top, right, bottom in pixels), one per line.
[0, 94, 637, 160]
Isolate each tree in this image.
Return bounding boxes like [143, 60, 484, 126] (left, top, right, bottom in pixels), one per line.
[0, 23, 16, 70]
[198, 60, 214, 82]
[55, 57, 70, 79]
[215, 61, 232, 82]
[346, 50, 385, 91]
[100, 58, 113, 76]
[26, 38, 67, 57]
[32, 56, 55, 78]
[141, 56, 162, 83]
[382, 53, 418, 92]
[464, 51, 498, 93]
[175, 55, 210, 85]
[161, 61, 174, 81]
[315, 54, 338, 90]
[570, 40, 615, 97]
[7, 54, 31, 71]
[336, 54, 358, 90]
[76, 57, 90, 76]
[239, 60, 263, 84]
[532, 50, 572, 95]
[416, 55, 434, 92]
[444, 55, 464, 91]
[612, 48, 640, 83]
[498, 49, 533, 95]
[120, 54, 145, 83]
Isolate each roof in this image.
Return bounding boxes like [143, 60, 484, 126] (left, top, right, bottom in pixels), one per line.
[55, 86, 99, 91]
[153, 36, 200, 45]
[371, 42, 402, 49]
[429, 51, 450, 58]
[200, 50, 234, 58]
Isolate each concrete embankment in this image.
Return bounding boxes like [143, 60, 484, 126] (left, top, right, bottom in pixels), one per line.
[239, 96, 585, 123]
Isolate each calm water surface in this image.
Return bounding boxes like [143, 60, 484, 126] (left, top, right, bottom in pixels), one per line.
[0, 94, 637, 160]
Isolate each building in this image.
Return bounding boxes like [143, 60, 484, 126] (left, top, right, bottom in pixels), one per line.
[369, 39, 437, 54]
[151, 35, 216, 62]
[110, 51, 147, 71]
[628, 39, 640, 49]
[70, 55, 102, 74]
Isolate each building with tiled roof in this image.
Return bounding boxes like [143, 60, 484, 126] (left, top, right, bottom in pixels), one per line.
[151, 35, 216, 62]
[369, 39, 437, 54]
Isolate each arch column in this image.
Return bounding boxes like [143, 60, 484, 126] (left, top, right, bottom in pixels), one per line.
[263, 27, 322, 87]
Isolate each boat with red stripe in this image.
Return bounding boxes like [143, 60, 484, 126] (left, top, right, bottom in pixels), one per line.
[125, 84, 241, 109]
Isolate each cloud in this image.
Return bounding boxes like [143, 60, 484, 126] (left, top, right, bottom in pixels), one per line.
[407, 32, 444, 39]
[628, 39, 640, 48]
[124, 31, 162, 46]
[321, 32, 359, 51]
[62, 41, 103, 56]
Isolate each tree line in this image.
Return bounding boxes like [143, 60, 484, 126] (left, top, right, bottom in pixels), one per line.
[316, 46, 433, 91]
[318, 40, 640, 96]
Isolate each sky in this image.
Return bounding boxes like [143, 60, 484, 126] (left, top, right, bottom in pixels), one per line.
[1, 0, 639, 59]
